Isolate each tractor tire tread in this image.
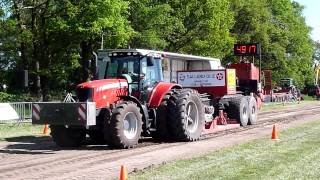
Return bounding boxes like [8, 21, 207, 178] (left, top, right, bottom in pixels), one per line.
[105, 101, 142, 149]
[167, 89, 204, 141]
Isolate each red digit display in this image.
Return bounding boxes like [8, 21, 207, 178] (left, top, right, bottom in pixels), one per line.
[249, 45, 256, 53]
[241, 45, 246, 53]
[236, 46, 241, 53]
[234, 43, 261, 56]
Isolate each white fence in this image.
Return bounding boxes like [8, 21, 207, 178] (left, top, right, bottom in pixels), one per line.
[0, 102, 32, 123]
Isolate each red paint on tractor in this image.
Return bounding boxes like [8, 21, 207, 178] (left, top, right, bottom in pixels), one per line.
[148, 82, 181, 108]
[77, 79, 128, 109]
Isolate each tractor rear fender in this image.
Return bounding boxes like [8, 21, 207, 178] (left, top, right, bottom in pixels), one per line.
[148, 82, 182, 108]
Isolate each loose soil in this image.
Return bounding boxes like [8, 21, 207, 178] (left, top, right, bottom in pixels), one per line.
[0, 102, 319, 180]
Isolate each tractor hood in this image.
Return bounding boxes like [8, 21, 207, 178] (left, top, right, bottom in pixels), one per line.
[77, 79, 128, 108]
[77, 79, 128, 90]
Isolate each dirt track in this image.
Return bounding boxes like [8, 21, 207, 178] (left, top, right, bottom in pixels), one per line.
[0, 102, 320, 180]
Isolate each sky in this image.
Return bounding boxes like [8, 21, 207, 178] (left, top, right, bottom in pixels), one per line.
[294, 0, 320, 42]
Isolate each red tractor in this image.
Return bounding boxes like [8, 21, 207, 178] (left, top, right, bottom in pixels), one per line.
[32, 47, 263, 149]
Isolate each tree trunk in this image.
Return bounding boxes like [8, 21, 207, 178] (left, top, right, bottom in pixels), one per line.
[80, 41, 93, 82]
[29, 1, 42, 100]
[41, 75, 49, 101]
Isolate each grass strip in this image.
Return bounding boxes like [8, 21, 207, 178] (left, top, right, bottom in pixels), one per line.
[0, 123, 44, 141]
[261, 100, 316, 111]
[131, 119, 320, 180]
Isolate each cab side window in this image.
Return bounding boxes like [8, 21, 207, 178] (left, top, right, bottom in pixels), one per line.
[145, 58, 163, 82]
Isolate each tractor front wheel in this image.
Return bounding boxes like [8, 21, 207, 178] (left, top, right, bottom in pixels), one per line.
[105, 101, 142, 148]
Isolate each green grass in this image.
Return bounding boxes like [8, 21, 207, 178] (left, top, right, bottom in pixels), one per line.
[131, 119, 320, 180]
[261, 99, 316, 111]
[302, 95, 316, 101]
[0, 123, 45, 141]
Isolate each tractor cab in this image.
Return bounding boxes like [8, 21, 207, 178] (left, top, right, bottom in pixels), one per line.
[96, 50, 163, 102]
[279, 78, 294, 89]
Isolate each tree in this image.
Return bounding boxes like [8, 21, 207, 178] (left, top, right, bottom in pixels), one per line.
[268, 0, 313, 88]
[128, 0, 172, 49]
[129, 0, 235, 58]
[0, 2, 21, 87]
[313, 41, 320, 64]
[166, 0, 235, 58]
[0, 0, 315, 99]
[229, 0, 313, 88]
[59, 0, 133, 82]
[1, 0, 133, 100]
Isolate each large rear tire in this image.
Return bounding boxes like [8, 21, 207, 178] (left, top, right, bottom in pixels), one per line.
[246, 96, 258, 125]
[151, 91, 173, 141]
[50, 125, 86, 147]
[167, 90, 205, 141]
[105, 101, 142, 148]
[228, 96, 249, 126]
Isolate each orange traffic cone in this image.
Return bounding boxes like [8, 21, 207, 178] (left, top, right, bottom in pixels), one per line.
[271, 124, 279, 140]
[43, 124, 49, 135]
[119, 165, 128, 180]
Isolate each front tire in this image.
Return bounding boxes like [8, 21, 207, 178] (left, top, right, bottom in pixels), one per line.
[105, 101, 142, 148]
[167, 90, 205, 141]
[50, 125, 86, 147]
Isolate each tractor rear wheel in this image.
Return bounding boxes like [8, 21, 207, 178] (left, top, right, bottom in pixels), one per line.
[167, 90, 205, 141]
[50, 125, 86, 147]
[105, 101, 142, 148]
[228, 96, 249, 126]
[151, 91, 174, 141]
[246, 96, 258, 125]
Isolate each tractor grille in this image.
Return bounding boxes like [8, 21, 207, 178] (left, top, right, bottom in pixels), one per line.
[76, 87, 93, 102]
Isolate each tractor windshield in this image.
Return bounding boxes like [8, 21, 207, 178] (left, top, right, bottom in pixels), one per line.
[105, 56, 141, 83]
[97, 53, 163, 86]
[280, 79, 292, 88]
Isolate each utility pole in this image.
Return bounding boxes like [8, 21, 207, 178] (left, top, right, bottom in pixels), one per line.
[101, 32, 104, 50]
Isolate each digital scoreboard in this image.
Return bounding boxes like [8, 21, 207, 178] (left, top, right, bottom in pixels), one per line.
[233, 43, 261, 56]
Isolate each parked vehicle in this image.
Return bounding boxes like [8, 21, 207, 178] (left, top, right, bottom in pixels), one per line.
[271, 78, 301, 102]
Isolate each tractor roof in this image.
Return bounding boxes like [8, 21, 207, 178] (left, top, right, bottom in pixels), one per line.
[104, 49, 220, 62]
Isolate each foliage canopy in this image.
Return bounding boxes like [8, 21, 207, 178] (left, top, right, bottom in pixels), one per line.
[0, 0, 315, 99]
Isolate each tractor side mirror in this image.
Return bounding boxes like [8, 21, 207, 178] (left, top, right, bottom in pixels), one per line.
[147, 56, 154, 66]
